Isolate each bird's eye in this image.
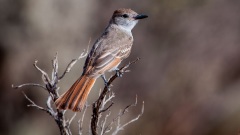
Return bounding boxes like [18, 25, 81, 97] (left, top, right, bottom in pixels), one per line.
[122, 14, 129, 18]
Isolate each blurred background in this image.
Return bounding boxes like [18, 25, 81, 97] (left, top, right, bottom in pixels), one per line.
[1, 0, 240, 134]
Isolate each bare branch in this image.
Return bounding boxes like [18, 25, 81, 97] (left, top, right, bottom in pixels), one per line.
[99, 102, 114, 113]
[103, 92, 115, 106]
[22, 92, 50, 114]
[16, 52, 89, 135]
[119, 57, 140, 73]
[121, 101, 144, 127]
[59, 47, 88, 80]
[12, 83, 47, 90]
[16, 52, 142, 135]
[91, 58, 140, 135]
[102, 95, 141, 135]
[33, 60, 51, 84]
[100, 111, 111, 135]
[52, 52, 59, 83]
[46, 96, 56, 116]
[107, 57, 140, 86]
[69, 113, 77, 125]
[78, 105, 89, 135]
[121, 95, 138, 115]
[112, 101, 144, 135]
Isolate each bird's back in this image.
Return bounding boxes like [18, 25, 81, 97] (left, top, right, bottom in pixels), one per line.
[83, 24, 133, 76]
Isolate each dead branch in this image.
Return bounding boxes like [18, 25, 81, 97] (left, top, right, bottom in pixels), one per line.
[13, 51, 143, 135]
[13, 50, 88, 135]
[12, 83, 47, 90]
[59, 50, 88, 80]
[22, 91, 48, 113]
[90, 57, 141, 135]
[78, 105, 89, 135]
[112, 101, 144, 135]
[100, 95, 144, 135]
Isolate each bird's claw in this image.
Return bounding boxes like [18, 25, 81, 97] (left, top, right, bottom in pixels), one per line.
[101, 75, 114, 91]
[116, 69, 123, 77]
[101, 75, 108, 86]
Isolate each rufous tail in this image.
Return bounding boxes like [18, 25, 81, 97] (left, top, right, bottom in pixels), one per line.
[55, 75, 96, 112]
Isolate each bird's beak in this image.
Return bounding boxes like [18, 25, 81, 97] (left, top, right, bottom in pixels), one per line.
[134, 14, 148, 19]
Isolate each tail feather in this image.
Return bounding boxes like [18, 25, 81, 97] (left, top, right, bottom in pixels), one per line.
[67, 78, 88, 109]
[72, 78, 95, 111]
[56, 79, 81, 109]
[55, 75, 96, 112]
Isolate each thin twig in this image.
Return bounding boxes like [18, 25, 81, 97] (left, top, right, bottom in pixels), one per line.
[12, 83, 47, 90]
[112, 101, 144, 135]
[52, 52, 59, 83]
[100, 111, 111, 135]
[65, 112, 77, 135]
[78, 105, 89, 135]
[59, 47, 88, 80]
[121, 95, 138, 115]
[103, 92, 115, 106]
[69, 113, 77, 125]
[99, 102, 114, 113]
[33, 60, 51, 84]
[15, 52, 88, 135]
[103, 95, 138, 132]
[91, 58, 140, 135]
[22, 92, 54, 116]
[120, 102, 144, 127]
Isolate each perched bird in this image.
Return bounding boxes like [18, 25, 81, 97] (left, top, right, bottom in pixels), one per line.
[55, 8, 148, 112]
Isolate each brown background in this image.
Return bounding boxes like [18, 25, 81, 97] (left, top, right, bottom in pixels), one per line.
[1, 0, 240, 135]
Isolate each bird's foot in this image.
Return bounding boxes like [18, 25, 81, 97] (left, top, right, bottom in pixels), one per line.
[101, 75, 112, 91]
[115, 68, 123, 77]
[101, 75, 108, 86]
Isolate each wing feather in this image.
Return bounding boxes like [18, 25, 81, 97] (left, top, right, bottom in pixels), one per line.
[83, 25, 133, 76]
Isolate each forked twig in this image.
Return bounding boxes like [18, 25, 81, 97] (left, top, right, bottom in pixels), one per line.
[13, 51, 88, 135]
[101, 95, 144, 135]
[59, 49, 88, 79]
[13, 51, 143, 135]
[22, 91, 47, 112]
[91, 58, 141, 135]
[112, 101, 144, 135]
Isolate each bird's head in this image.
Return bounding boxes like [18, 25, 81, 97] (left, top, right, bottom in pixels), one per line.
[111, 8, 148, 31]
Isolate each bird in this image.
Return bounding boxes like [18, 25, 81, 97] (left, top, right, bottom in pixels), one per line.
[55, 8, 148, 112]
